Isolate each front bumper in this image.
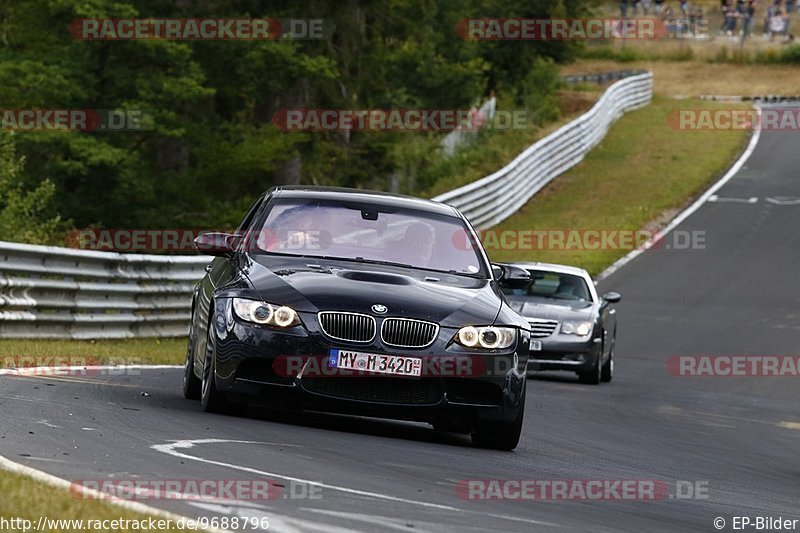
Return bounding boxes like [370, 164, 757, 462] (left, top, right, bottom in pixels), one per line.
[528, 336, 601, 374]
[210, 298, 529, 425]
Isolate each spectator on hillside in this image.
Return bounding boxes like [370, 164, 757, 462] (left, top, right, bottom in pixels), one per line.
[740, 0, 757, 45]
[721, 0, 731, 32]
[764, 1, 777, 36]
[769, 7, 787, 39]
[642, 0, 653, 14]
[690, 4, 705, 35]
[724, 0, 740, 35]
[737, 0, 747, 14]
[655, 0, 665, 14]
[620, 0, 629, 17]
[784, 0, 794, 37]
[659, 3, 680, 35]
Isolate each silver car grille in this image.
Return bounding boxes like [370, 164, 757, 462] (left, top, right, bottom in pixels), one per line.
[318, 312, 376, 343]
[380, 318, 439, 348]
[528, 318, 559, 338]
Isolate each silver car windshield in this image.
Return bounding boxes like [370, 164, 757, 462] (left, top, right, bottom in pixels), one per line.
[502, 270, 592, 302]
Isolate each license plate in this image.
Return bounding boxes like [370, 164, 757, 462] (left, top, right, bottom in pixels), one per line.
[328, 349, 422, 377]
[531, 340, 542, 351]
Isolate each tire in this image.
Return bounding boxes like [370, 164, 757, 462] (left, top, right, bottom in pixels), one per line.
[471, 387, 526, 450]
[601, 330, 615, 383]
[200, 310, 243, 414]
[578, 351, 601, 385]
[183, 318, 202, 400]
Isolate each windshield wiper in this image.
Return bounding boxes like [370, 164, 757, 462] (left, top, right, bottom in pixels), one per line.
[351, 257, 416, 269]
[257, 252, 482, 278]
[350, 257, 482, 278]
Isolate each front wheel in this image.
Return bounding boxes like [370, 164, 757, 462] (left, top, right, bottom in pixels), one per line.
[201, 312, 242, 414]
[578, 351, 601, 385]
[601, 331, 615, 383]
[471, 389, 526, 450]
[183, 320, 201, 400]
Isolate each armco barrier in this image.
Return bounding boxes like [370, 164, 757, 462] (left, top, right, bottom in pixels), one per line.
[0, 241, 210, 339]
[433, 71, 653, 229]
[0, 72, 651, 339]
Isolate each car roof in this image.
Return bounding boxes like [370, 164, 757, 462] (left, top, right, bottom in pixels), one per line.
[508, 261, 592, 278]
[271, 186, 459, 217]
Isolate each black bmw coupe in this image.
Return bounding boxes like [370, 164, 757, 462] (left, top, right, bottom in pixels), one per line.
[183, 186, 532, 450]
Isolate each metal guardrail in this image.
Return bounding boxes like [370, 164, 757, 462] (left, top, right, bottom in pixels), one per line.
[562, 69, 648, 85]
[433, 71, 653, 229]
[0, 72, 651, 339]
[0, 241, 210, 339]
[700, 95, 800, 103]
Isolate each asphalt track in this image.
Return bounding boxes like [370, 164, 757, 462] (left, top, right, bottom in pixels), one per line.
[2, 112, 799, 532]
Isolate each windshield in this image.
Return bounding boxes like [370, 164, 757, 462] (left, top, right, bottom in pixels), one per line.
[502, 270, 592, 302]
[249, 199, 488, 277]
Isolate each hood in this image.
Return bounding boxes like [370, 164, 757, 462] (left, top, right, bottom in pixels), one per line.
[240, 255, 503, 328]
[506, 297, 595, 322]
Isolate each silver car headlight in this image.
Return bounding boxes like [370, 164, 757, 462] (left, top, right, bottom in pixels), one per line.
[560, 320, 593, 336]
[232, 298, 300, 327]
[455, 326, 516, 349]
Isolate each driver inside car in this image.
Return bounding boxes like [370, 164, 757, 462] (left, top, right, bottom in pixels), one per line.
[554, 276, 588, 301]
[262, 206, 332, 252]
[394, 222, 435, 265]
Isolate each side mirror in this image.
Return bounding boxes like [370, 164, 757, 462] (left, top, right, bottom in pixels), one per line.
[602, 291, 621, 304]
[194, 232, 235, 256]
[492, 263, 531, 290]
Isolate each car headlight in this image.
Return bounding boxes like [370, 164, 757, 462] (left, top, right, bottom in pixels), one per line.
[232, 298, 300, 327]
[455, 326, 516, 350]
[560, 321, 593, 336]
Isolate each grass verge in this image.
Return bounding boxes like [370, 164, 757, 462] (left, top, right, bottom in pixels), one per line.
[562, 59, 800, 96]
[0, 338, 186, 366]
[421, 90, 599, 198]
[0, 468, 198, 532]
[487, 95, 750, 275]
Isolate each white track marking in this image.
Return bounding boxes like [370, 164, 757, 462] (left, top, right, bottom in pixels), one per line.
[766, 196, 800, 205]
[599, 105, 763, 281]
[707, 195, 758, 203]
[302, 508, 437, 532]
[0, 364, 181, 376]
[0, 454, 228, 533]
[188, 502, 356, 533]
[152, 439, 463, 512]
[152, 439, 560, 527]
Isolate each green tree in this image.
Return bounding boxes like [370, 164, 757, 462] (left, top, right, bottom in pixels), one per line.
[0, 134, 62, 244]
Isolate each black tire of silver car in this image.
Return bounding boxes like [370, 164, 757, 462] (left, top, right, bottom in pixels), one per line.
[601, 329, 615, 383]
[470, 385, 526, 450]
[578, 349, 602, 385]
